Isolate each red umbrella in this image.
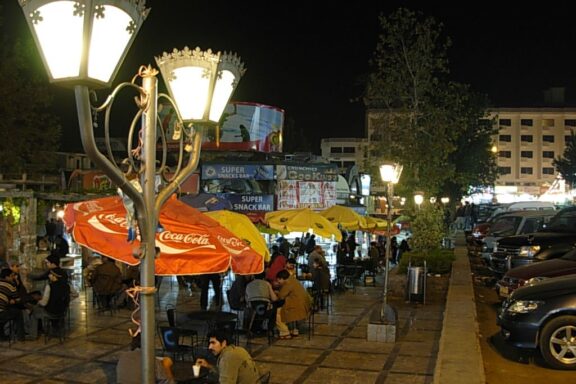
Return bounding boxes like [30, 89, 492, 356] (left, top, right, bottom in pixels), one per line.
[64, 195, 264, 275]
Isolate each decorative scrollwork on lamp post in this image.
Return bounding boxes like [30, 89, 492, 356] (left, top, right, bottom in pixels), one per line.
[18, 2, 245, 383]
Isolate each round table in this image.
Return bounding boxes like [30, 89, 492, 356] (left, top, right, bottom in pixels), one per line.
[172, 362, 215, 384]
[186, 310, 238, 323]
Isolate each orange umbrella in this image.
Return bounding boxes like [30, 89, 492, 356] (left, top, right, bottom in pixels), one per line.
[64, 195, 264, 275]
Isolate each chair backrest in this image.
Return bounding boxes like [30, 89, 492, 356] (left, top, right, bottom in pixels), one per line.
[166, 307, 176, 327]
[257, 371, 271, 384]
[159, 326, 181, 352]
[249, 300, 271, 318]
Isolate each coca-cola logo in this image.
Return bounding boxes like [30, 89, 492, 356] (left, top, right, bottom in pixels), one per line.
[74, 200, 106, 216]
[159, 231, 211, 245]
[217, 236, 246, 248]
[97, 213, 130, 229]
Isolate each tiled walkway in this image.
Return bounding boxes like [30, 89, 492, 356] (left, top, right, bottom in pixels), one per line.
[0, 268, 447, 383]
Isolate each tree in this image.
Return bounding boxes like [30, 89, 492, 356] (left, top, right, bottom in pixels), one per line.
[364, 8, 497, 202]
[553, 132, 576, 188]
[0, 4, 61, 178]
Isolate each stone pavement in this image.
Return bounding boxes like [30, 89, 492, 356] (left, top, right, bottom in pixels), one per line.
[0, 238, 482, 383]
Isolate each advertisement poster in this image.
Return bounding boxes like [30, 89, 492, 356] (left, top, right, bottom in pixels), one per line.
[204, 102, 284, 152]
[157, 101, 284, 153]
[277, 180, 337, 210]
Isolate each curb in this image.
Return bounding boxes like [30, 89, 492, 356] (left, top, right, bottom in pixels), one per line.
[433, 234, 485, 384]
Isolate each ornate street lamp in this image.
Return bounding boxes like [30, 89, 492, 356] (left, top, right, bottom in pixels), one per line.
[18, 1, 245, 383]
[378, 162, 403, 323]
[441, 196, 450, 205]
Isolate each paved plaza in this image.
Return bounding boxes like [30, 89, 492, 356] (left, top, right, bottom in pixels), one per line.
[0, 258, 450, 384]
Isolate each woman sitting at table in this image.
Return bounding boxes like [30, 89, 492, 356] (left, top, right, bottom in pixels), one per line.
[265, 246, 286, 284]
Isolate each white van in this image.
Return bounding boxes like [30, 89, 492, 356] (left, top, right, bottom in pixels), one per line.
[506, 201, 556, 212]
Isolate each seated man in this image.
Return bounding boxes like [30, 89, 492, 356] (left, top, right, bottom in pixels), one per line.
[116, 333, 174, 384]
[275, 269, 312, 339]
[196, 329, 260, 384]
[27, 266, 70, 340]
[245, 273, 279, 333]
[0, 268, 26, 341]
[90, 256, 126, 308]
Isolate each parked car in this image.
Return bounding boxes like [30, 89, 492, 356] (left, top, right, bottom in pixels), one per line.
[467, 202, 555, 255]
[481, 210, 556, 268]
[496, 248, 576, 298]
[498, 274, 576, 369]
[490, 206, 576, 275]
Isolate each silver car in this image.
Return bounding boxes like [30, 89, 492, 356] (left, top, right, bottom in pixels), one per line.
[481, 210, 556, 271]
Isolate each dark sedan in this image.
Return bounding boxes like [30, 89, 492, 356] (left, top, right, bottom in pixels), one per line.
[497, 249, 576, 299]
[498, 275, 576, 369]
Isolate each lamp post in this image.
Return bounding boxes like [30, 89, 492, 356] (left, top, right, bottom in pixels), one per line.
[414, 191, 424, 210]
[378, 162, 403, 321]
[18, 1, 245, 383]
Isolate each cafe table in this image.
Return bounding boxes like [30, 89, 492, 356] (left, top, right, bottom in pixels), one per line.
[172, 361, 216, 384]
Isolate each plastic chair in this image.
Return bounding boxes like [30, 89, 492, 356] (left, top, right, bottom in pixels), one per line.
[43, 310, 68, 344]
[0, 319, 17, 347]
[158, 326, 196, 361]
[166, 305, 199, 348]
[246, 300, 275, 346]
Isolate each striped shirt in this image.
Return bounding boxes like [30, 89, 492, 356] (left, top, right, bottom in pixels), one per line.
[0, 279, 18, 312]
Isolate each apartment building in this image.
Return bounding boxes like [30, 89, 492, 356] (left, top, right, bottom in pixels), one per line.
[492, 108, 576, 195]
[320, 137, 368, 173]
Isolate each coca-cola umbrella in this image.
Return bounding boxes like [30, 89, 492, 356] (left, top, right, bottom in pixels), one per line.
[63, 195, 264, 275]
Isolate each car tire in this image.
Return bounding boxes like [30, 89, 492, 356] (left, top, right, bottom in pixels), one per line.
[539, 315, 576, 370]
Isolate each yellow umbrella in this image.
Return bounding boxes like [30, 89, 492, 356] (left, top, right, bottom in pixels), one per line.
[265, 208, 342, 241]
[319, 205, 367, 230]
[362, 216, 389, 230]
[204, 210, 271, 262]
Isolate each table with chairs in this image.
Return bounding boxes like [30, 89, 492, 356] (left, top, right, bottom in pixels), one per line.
[186, 310, 240, 345]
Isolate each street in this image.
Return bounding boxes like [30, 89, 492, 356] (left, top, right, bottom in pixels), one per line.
[469, 253, 576, 383]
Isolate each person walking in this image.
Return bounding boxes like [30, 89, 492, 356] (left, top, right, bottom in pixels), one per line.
[199, 273, 222, 311]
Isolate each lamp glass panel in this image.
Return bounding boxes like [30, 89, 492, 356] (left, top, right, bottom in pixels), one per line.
[209, 70, 236, 122]
[88, 5, 134, 82]
[33, 1, 83, 79]
[379, 164, 396, 183]
[169, 66, 210, 121]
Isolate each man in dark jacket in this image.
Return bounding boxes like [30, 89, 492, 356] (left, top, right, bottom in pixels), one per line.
[26, 255, 70, 340]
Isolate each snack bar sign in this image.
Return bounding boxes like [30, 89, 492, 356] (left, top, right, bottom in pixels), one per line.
[202, 165, 274, 180]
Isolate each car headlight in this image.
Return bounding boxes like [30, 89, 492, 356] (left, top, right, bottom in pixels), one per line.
[526, 276, 548, 285]
[506, 300, 544, 314]
[518, 245, 541, 257]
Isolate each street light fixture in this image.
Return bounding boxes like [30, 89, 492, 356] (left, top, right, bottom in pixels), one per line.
[378, 162, 403, 323]
[441, 196, 450, 205]
[18, 1, 245, 383]
[414, 191, 424, 210]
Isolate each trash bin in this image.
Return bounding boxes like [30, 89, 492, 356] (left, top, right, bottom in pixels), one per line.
[406, 263, 426, 304]
[441, 237, 453, 249]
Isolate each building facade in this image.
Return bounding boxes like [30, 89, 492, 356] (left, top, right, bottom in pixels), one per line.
[492, 108, 576, 197]
[320, 137, 368, 173]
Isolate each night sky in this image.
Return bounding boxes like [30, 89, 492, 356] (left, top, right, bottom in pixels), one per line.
[6, 1, 576, 153]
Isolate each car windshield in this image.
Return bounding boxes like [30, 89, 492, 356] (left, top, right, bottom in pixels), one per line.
[561, 249, 576, 261]
[545, 210, 576, 233]
[490, 216, 522, 237]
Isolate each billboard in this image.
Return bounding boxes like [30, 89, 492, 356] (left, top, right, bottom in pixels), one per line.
[157, 101, 284, 153]
[276, 165, 339, 210]
[204, 102, 284, 152]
